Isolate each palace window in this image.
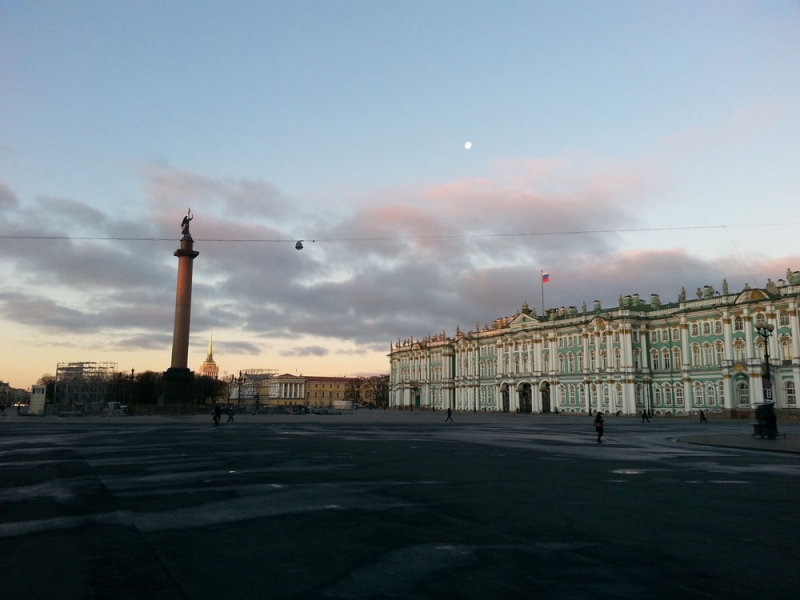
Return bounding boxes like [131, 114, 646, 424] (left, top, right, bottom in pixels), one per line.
[660, 329, 669, 343]
[559, 354, 565, 373]
[543, 339, 549, 349]
[577, 352, 583, 371]
[651, 349, 660, 371]
[706, 383, 717, 406]
[691, 323, 700, 337]
[672, 327, 680, 342]
[755, 313, 766, 326]
[600, 350, 608, 370]
[543, 353, 550, 372]
[633, 349, 641, 370]
[614, 348, 621, 369]
[616, 384, 623, 407]
[734, 316, 744, 332]
[673, 347, 682, 370]
[703, 343, 714, 366]
[736, 381, 750, 405]
[590, 352, 596, 370]
[733, 339, 746, 361]
[603, 384, 610, 407]
[579, 385, 585, 406]
[785, 381, 796, 405]
[781, 337, 793, 361]
[635, 384, 643, 407]
[715, 342, 725, 365]
[568, 353, 575, 373]
[614, 331, 620, 344]
[602, 332, 607, 345]
[702, 322, 711, 336]
[675, 385, 684, 406]
[714, 320, 723, 335]
[717, 382, 724, 405]
[654, 386, 662, 406]
[632, 330, 639, 343]
[779, 311, 790, 327]
[662, 348, 671, 371]
[569, 385, 576, 404]
[558, 337, 565, 349]
[692, 344, 701, 367]
[693, 382, 704, 406]
[515, 356, 520, 374]
[649, 330, 657, 344]
[664, 384, 673, 407]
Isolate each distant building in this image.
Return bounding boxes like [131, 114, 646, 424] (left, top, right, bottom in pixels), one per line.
[198, 336, 219, 379]
[389, 273, 800, 416]
[227, 372, 383, 408]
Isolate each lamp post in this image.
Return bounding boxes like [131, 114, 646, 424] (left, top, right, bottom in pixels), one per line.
[755, 323, 775, 402]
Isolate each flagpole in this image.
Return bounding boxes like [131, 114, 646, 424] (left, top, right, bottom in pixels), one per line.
[541, 270, 545, 315]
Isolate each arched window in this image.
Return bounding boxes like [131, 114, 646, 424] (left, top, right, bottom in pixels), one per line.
[706, 383, 717, 406]
[662, 348, 671, 371]
[754, 313, 766, 326]
[568, 353, 575, 373]
[664, 384, 673, 407]
[603, 384, 610, 407]
[691, 323, 700, 337]
[579, 385, 585, 406]
[590, 384, 597, 408]
[675, 384, 684, 406]
[714, 320, 723, 335]
[576, 352, 583, 371]
[589, 351, 596, 370]
[515, 356, 520, 374]
[616, 384, 623, 407]
[614, 348, 621, 369]
[651, 349, 660, 371]
[733, 339, 746, 362]
[600, 350, 608, 370]
[717, 382, 724, 406]
[568, 384, 576, 404]
[703, 343, 714, 366]
[635, 384, 643, 407]
[480, 362, 485, 377]
[543, 353, 550, 373]
[693, 382, 704, 406]
[614, 331, 620, 343]
[734, 316, 744, 332]
[660, 329, 668, 343]
[633, 349, 641, 370]
[692, 344, 701, 367]
[715, 342, 725, 365]
[736, 381, 750, 405]
[559, 354, 565, 373]
[785, 381, 796, 405]
[672, 327, 681, 342]
[654, 385, 662, 406]
[673, 347, 682, 370]
[559, 384, 567, 405]
[781, 337, 793, 361]
[702, 322, 711, 336]
[779, 311, 790, 327]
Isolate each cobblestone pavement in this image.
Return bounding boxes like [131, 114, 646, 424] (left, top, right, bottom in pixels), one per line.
[2, 412, 798, 599]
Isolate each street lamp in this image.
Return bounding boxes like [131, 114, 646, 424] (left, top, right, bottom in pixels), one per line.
[755, 323, 775, 402]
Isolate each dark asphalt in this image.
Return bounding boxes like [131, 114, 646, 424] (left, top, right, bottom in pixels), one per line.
[2, 412, 799, 599]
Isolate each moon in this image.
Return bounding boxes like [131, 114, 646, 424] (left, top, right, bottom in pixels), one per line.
[464, 141, 472, 150]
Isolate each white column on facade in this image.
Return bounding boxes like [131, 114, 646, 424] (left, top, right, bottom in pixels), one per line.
[641, 328, 650, 370]
[744, 315, 755, 360]
[790, 305, 800, 359]
[723, 316, 733, 361]
[680, 322, 690, 370]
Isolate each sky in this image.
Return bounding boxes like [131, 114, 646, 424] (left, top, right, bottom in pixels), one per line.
[1, 1, 799, 389]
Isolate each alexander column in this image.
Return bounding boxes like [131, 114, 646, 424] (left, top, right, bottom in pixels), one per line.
[163, 209, 199, 404]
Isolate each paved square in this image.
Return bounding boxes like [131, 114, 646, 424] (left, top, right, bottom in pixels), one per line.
[2, 413, 799, 599]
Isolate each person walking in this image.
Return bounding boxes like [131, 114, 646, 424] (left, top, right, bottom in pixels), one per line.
[227, 405, 235, 422]
[213, 405, 222, 426]
[642, 409, 650, 423]
[593, 411, 605, 443]
[445, 407, 453, 422]
[699, 409, 707, 423]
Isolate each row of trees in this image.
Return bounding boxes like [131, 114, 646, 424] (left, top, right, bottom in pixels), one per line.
[36, 372, 228, 405]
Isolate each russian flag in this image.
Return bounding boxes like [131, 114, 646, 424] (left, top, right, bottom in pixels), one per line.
[542, 272, 550, 283]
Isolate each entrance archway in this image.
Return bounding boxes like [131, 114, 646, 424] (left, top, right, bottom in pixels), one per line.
[519, 383, 533, 414]
[540, 381, 551, 413]
[501, 384, 510, 412]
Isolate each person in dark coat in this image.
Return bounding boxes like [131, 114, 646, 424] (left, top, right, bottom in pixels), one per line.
[699, 409, 707, 423]
[227, 405, 235, 422]
[642, 409, 650, 423]
[594, 412, 605, 443]
[213, 405, 222, 425]
[445, 407, 453, 422]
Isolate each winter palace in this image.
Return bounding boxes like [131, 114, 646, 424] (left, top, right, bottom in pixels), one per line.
[388, 270, 800, 416]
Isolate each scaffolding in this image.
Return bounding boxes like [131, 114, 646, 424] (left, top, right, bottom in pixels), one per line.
[54, 361, 118, 411]
[229, 369, 278, 405]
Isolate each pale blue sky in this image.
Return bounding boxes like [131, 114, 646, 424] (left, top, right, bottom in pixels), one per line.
[1, 1, 798, 387]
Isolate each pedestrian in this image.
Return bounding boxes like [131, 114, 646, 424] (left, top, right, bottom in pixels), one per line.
[445, 407, 453, 422]
[227, 405, 235, 422]
[593, 411, 605, 443]
[213, 405, 221, 425]
[642, 409, 650, 423]
[699, 409, 707, 423]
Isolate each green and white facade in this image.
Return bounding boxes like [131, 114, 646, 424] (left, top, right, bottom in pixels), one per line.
[389, 273, 800, 415]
